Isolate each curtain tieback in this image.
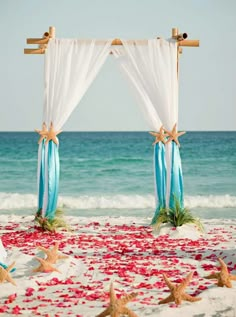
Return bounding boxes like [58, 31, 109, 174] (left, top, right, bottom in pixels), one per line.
[149, 125, 167, 145]
[164, 123, 186, 147]
[35, 122, 62, 145]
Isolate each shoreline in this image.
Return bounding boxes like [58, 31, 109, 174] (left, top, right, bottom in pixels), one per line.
[0, 206, 235, 220]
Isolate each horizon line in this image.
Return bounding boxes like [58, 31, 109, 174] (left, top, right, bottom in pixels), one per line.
[0, 130, 235, 133]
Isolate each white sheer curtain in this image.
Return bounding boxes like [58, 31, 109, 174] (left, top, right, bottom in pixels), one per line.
[38, 39, 112, 218]
[112, 39, 179, 207]
[43, 38, 113, 130]
[112, 38, 178, 130]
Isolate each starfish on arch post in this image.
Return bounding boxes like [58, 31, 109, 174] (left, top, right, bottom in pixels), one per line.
[45, 122, 62, 145]
[164, 123, 186, 147]
[35, 122, 48, 144]
[96, 282, 139, 317]
[149, 125, 167, 145]
[158, 271, 201, 305]
[204, 257, 236, 288]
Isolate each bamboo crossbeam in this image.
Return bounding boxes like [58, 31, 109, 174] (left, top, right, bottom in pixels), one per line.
[178, 40, 199, 47]
[26, 38, 199, 47]
[27, 38, 49, 44]
[24, 39, 199, 54]
[110, 39, 199, 47]
[24, 48, 45, 54]
[24, 26, 199, 55]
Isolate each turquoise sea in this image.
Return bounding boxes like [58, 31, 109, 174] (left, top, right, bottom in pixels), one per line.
[0, 131, 235, 219]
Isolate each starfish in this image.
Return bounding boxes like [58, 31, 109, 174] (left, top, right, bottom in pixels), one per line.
[159, 272, 201, 305]
[164, 123, 186, 147]
[0, 262, 16, 273]
[149, 125, 167, 145]
[37, 242, 68, 264]
[45, 122, 62, 145]
[35, 122, 48, 144]
[205, 257, 236, 288]
[0, 262, 16, 286]
[33, 257, 61, 273]
[96, 282, 139, 317]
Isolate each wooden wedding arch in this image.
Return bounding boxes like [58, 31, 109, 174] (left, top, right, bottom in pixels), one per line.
[23, 26, 199, 227]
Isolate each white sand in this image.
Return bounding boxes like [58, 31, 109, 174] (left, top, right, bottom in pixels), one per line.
[0, 214, 236, 316]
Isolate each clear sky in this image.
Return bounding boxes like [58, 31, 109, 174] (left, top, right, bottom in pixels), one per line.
[0, 0, 235, 131]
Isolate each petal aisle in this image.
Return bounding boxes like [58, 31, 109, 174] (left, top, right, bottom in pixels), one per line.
[0, 216, 236, 316]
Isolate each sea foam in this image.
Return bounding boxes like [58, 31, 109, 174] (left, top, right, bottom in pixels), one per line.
[0, 192, 236, 210]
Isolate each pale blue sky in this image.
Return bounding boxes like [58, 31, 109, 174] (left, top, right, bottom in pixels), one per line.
[0, 0, 235, 131]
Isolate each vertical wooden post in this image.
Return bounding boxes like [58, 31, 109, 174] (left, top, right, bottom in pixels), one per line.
[172, 27, 179, 78]
[49, 26, 56, 39]
[172, 28, 178, 38]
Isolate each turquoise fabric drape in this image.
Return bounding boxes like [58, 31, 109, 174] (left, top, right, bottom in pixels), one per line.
[45, 141, 60, 219]
[37, 141, 60, 220]
[38, 140, 45, 211]
[169, 142, 184, 210]
[151, 142, 167, 224]
[151, 140, 184, 223]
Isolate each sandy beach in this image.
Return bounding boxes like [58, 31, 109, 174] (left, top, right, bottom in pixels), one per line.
[0, 214, 236, 316]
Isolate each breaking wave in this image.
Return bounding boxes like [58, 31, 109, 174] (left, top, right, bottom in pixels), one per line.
[0, 192, 236, 210]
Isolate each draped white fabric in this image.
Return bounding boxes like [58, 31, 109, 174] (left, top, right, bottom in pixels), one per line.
[38, 39, 112, 218]
[43, 39, 112, 130]
[112, 39, 179, 206]
[112, 39, 178, 130]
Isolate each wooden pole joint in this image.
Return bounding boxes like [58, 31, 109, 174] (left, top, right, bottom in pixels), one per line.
[171, 27, 199, 59]
[24, 26, 55, 55]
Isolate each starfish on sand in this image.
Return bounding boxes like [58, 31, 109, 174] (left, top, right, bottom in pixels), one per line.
[35, 122, 48, 144]
[159, 272, 201, 305]
[33, 257, 61, 273]
[164, 123, 186, 147]
[37, 242, 68, 264]
[205, 257, 236, 288]
[149, 125, 167, 145]
[96, 282, 139, 317]
[45, 122, 62, 145]
[0, 262, 16, 286]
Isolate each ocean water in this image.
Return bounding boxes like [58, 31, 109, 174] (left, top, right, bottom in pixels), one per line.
[0, 131, 235, 219]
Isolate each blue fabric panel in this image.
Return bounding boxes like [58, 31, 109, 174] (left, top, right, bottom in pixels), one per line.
[45, 141, 60, 219]
[38, 141, 45, 211]
[169, 142, 184, 210]
[151, 142, 166, 224]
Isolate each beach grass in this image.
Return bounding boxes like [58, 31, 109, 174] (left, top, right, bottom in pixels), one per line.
[152, 200, 204, 232]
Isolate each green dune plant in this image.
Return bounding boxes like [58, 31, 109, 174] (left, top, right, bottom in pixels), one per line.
[35, 209, 69, 232]
[152, 199, 203, 232]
